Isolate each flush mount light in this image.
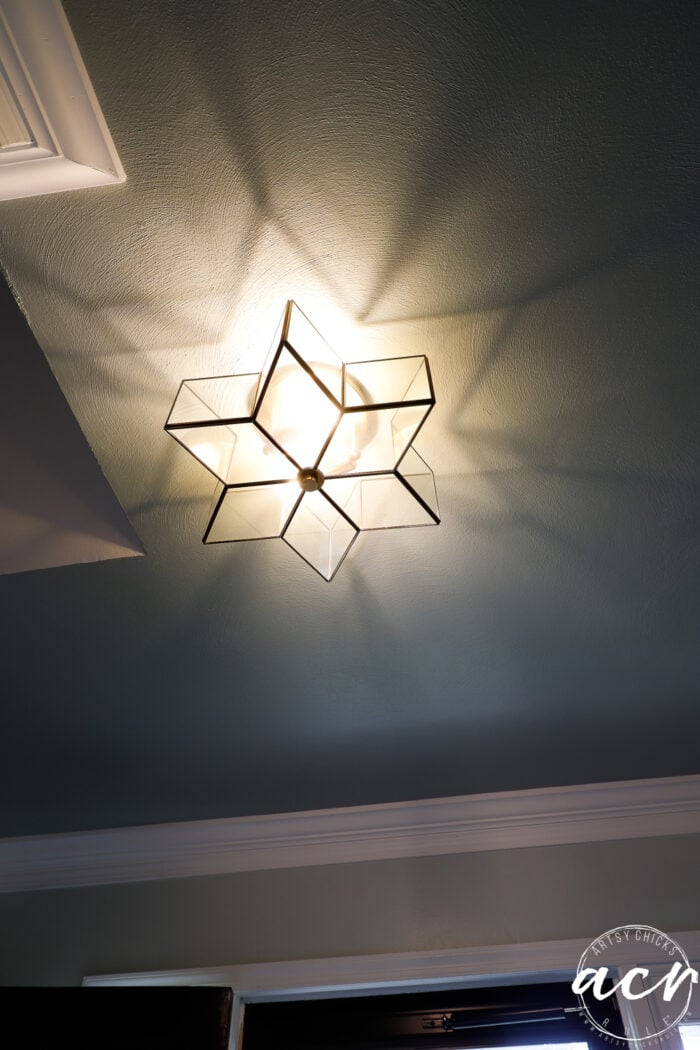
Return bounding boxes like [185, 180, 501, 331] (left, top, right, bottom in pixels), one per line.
[165, 301, 439, 580]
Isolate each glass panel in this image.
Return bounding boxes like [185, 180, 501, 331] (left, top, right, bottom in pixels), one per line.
[285, 301, 344, 404]
[168, 424, 236, 482]
[256, 346, 341, 469]
[168, 421, 296, 485]
[166, 374, 260, 426]
[397, 445, 440, 520]
[257, 302, 289, 392]
[282, 490, 358, 580]
[204, 482, 300, 543]
[344, 356, 433, 408]
[324, 473, 437, 530]
[319, 402, 430, 475]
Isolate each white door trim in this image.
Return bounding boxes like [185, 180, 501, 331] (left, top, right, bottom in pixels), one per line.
[84, 931, 700, 1050]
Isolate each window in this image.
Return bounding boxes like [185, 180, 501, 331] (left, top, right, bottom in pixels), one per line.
[681, 1025, 700, 1050]
[242, 981, 614, 1050]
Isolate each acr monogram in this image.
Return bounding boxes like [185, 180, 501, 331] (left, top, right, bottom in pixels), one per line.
[573, 926, 698, 1046]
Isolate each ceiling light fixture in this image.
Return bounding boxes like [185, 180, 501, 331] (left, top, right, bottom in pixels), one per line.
[165, 301, 439, 580]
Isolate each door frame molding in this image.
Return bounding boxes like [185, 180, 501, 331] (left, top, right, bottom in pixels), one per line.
[84, 930, 700, 1050]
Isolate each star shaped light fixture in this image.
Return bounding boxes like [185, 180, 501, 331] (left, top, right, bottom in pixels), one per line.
[165, 301, 439, 580]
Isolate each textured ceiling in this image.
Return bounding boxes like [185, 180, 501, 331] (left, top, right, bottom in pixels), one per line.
[0, 0, 698, 837]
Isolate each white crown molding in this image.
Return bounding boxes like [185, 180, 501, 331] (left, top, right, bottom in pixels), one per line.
[0, 0, 125, 200]
[1, 774, 699, 894]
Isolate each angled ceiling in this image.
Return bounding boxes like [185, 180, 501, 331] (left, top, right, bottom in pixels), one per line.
[0, 0, 697, 837]
[0, 276, 142, 575]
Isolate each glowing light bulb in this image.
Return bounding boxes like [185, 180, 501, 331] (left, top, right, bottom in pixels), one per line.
[191, 439, 231, 479]
[263, 364, 340, 468]
[261, 362, 374, 475]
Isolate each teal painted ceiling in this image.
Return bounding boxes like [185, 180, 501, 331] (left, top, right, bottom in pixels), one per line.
[0, 0, 697, 836]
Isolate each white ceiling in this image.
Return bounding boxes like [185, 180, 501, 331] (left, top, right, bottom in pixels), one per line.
[0, 0, 697, 837]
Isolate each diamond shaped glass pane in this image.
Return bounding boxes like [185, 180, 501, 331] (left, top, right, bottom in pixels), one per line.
[319, 402, 430, 475]
[397, 446, 440, 520]
[258, 303, 288, 389]
[344, 356, 433, 407]
[205, 482, 300, 543]
[282, 490, 358, 580]
[256, 346, 341, 468]
[166, 374, 260, 425]
[168, 421, 296, 485]
[257, 302, 344, 406]
[324, 471, 438, 530]
[318, 356, 434, 476]
[286, 301, 344, 404]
